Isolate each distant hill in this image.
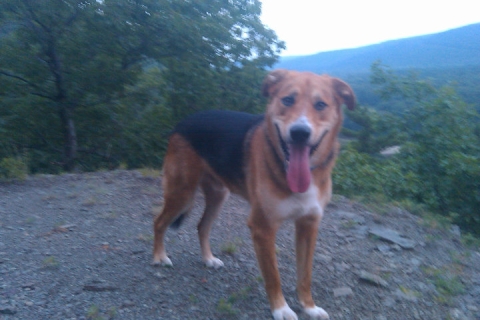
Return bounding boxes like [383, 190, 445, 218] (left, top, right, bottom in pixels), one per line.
[276, 23, 480, 75]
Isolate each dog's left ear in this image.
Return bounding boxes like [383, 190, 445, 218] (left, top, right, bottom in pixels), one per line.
[332, 78, 356, 110]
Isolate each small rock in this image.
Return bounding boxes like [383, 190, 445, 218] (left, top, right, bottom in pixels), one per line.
[449, 308, 468, 320]
[358, 270, 388, 287]
[154, 272, 167, 279]
[369, 226, 415, 249]
[337, 210, 366, 224]
[333, 286, 353, 297]
[450, 225, 461, 237]
[334, 262, 350, 273]
[467, 304, 478, 312]
[121, 300, 135, 308]
[410, 258, 422, 268]
[317, 254, 332, 263]
[377, 244, 390, 253]
[0, 305, 17, 315]
[21, 282, 35, 290]
[391, 244, 402, 251]
[394, 288, 418, 302]
[382, 297, 396, 308]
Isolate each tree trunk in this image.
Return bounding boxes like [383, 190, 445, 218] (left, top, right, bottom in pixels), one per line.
[59, 105, 77, 172]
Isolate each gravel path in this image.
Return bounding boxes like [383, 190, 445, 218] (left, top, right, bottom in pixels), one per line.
[1, 170, 479, 320]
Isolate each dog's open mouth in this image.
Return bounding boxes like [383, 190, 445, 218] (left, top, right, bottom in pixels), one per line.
[276, 125, 327, 193]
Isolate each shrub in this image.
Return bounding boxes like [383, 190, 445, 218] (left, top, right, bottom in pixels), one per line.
[0, 156, 28, 180]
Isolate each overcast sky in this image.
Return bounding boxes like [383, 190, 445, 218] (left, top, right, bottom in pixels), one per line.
[260, 0, 480, 56]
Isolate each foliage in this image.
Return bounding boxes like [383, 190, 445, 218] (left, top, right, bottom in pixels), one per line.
[343, 105, 406, 154]
[334, 63, 480, 234]
[0, 156, 28, 180]
[0, 0, 284, 172]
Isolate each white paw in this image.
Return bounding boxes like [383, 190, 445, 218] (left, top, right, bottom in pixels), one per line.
[304, 306, 329, 319]
[204, 257, 224, 269]
[152, 256, 173, 267]
[272, 305, 298, 320]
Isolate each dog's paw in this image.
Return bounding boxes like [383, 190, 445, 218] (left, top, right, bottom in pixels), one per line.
[204, 257, 224, 269]
[152, 256, 173, 268]
[304, 306, 329, 319]
[272, 305, 298, 320]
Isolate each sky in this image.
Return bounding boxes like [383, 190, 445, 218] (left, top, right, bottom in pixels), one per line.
[260, 0, 480, 56]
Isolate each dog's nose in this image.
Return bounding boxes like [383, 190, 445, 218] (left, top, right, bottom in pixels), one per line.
[289, 124, 311, 144]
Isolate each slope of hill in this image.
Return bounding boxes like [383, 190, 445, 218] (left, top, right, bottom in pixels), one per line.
[276, 23, 480, 74]
[1, 170, 480, 319]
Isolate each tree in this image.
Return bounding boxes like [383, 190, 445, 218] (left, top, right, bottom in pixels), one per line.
[343, 105, 406, 155]
[0, 0, 284, 172]
[369, 63, 480, 233]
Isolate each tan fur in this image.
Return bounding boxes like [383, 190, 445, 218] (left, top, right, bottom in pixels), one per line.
[153, 69, 355, 319]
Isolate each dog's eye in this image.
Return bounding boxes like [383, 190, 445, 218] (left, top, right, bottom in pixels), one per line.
[281, 96, 295, 107]
[314, 101, 327, 111]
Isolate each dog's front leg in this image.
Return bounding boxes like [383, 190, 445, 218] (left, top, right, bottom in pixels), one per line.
[295, 214, 329, 320]
[248, 210, 298, 320]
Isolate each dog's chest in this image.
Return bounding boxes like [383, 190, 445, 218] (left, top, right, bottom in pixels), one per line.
[275, 185, 323, 220]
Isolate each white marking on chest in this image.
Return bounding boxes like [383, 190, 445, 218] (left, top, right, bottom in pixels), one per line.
[276, 184, 323, 220]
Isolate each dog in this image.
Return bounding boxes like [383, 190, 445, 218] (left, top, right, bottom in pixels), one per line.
[153, 69, 355, 319]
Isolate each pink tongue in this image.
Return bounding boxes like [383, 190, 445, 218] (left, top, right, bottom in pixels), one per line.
[286, 145, 311, 193]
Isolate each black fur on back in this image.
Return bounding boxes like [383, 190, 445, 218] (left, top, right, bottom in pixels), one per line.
[173, 110, 264, 184]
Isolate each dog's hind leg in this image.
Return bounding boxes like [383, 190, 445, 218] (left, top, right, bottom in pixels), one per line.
[198, 174, 229, 269]
[152, 135, 204, 266]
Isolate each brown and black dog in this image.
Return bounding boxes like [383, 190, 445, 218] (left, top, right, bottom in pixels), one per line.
[153, 69, 355, 319]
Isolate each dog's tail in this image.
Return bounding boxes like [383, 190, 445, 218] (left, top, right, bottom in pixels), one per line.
[170, 213, 186, 229]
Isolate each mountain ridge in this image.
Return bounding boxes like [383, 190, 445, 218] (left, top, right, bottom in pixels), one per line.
[275, 23, 480, 75]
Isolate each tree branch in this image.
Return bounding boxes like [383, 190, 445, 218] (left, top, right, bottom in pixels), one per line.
[0, 70, 55, 101]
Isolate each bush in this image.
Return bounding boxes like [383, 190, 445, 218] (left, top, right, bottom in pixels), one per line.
[0, 157, 28, 180]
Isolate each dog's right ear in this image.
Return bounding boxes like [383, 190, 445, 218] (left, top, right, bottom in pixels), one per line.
[262, 69, 289, 98]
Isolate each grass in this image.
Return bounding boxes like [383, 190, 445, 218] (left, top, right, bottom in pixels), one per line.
[86, 305, 116, 320]
[189, 294, 199, 303]
[422, 265, 465, 305]
[461, 232, 480, 248]
[102, 210, 118, 220]
[216, 286, 252, 316]
[228, 286, 251, 303]
[216, 298, 237, 316]
[0, 156, 28, 180]
[138, 168, 162, 178]
[82, 196, 98, 206]
[86, 305, 103, 320]
[25, 217, 36, 225]
[138, 233, 154, 242]
[221, 237, 243, 255]
[42, 194, 57, 201]
[420, 212, 452, 230]
[42, 256, 59, 269]
[340, 219, 357, 229]
[221, 242, 238, 255]
[399, 285, 421, 298]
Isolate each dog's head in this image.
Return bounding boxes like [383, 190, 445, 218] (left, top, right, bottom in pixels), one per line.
[262, 69, 355, 193]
